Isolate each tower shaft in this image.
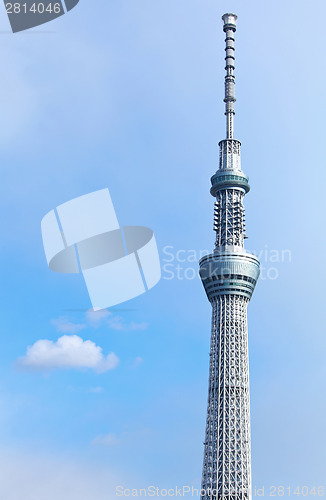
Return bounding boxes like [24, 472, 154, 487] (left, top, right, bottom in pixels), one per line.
[199, 14, 260, 500]
[202, 295, 251, 498]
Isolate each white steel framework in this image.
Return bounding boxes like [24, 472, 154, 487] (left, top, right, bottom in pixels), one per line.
[201, 296, 251, 499]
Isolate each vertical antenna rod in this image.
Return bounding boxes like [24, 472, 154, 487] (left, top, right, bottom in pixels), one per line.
[222, 13, 237, 139]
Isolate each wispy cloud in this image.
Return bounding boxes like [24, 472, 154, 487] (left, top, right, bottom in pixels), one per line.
[66, 385, 104, 394]
[18, 335, 119, 373]
[91, 428, 151, 448]
[51, 317, 86, 334]
[88, 387, 103, 394]
[91, 433, 120, 446]
[128, 322, 148, 331]
[86, 309, 111, 328]
[107, 316, 148, 332]
[132, 357, 144, 368]
[86, 309, 148, 332]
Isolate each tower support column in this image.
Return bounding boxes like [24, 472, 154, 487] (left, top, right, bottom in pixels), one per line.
[201, 295, 251, 500]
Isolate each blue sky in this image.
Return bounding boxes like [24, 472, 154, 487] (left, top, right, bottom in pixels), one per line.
[0, 0, 325, 498]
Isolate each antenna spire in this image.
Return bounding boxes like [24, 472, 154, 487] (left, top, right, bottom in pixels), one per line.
[222, 13, 237, 139]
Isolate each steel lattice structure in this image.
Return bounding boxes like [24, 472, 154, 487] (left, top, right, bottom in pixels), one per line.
[199, 14, 260, 500]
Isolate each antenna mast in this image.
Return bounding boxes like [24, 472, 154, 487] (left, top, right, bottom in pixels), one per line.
[222, 13, 237, 139]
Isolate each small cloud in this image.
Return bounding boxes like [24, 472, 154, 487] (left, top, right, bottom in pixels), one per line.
[51, 317, 86, 334]
[18, 335, 119, 373]
[128, 322, 148, 331]
[107, 316, 124, 331]
[132, 357, 144, 368]
[86, 309, 111, 328]
[85, 309, 148, 332]
[66, 385, 104, 394]
[91, 433, 120, 446]
[89, 387, 103, 394]
[108, 316, 148, 332]
[91, 428, 151, 448]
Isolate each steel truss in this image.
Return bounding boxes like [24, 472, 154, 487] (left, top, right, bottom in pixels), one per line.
[201, 295, 251, 500]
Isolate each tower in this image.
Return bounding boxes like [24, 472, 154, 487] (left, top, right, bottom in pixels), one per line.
[199, 14, 260, 500]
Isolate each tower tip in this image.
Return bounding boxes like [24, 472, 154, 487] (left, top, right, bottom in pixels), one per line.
[222, 13, 237, 31]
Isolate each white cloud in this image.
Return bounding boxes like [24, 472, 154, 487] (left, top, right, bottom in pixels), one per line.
[86, 309, 111, 328]
[66, 385, 104, 394]
[91, 428, 151, 448]
[51, 317, 86, 334]
[91, 433, 120, 447]
[107, 316, 125, 331]
[108, 316, 148, 332]
[18, 335, 119, 373]
[128, 322, 148, 331]
[86, 309, 148, 332]
[89, 387, 103, 394]
[132, 357, 144, 368]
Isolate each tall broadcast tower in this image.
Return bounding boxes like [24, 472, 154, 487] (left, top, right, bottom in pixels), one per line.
[199, 14, 260, 500]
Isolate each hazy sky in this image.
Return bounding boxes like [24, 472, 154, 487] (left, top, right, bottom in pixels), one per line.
[0, 0, 325, 498]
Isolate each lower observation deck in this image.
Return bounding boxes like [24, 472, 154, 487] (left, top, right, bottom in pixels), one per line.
[199, 249, 260, 301]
